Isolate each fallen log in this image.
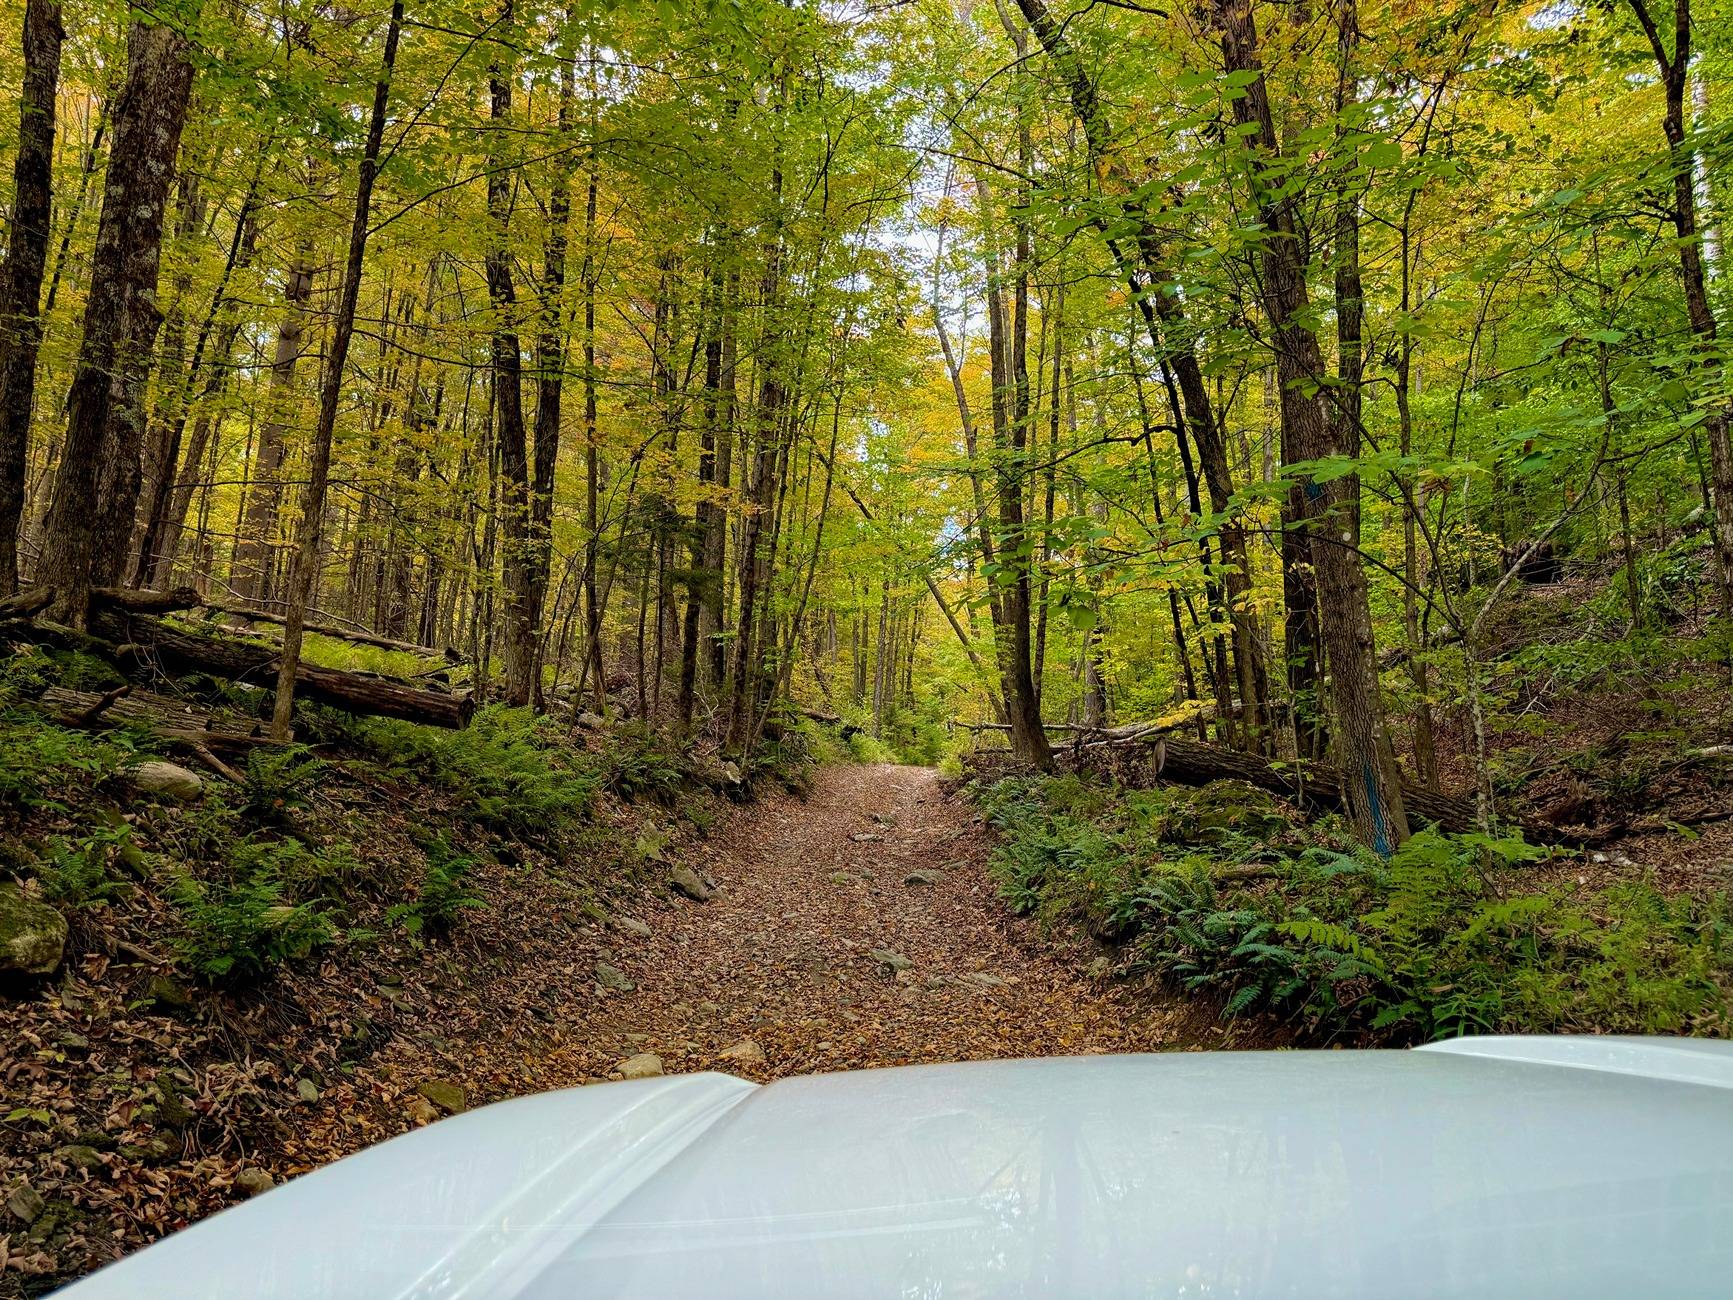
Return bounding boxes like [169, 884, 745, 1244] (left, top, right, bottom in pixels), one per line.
[5, 587, 472, 728]
[89, 613, 473, 729]
[91, 585, 201, 615]
[965, 709, 1210, 740]
[0, 586, 54, 620]
[38, 685, 276, 751]
[195, 599, 465, 662]
[1142, 736, 1493, 838]
[1077, 732, 1590, 844]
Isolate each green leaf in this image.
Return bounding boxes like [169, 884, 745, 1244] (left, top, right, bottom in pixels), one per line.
[1361, 138, 1402, 169]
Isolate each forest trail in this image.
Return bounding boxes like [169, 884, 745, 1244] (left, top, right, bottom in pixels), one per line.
[541, 764, 1223, 1084]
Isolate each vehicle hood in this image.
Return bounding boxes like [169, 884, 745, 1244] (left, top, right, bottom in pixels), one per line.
[59, 1037, 1733, 1299]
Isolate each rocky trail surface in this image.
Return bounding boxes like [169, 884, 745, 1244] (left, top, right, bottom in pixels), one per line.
[540, 763, 1213, 1083]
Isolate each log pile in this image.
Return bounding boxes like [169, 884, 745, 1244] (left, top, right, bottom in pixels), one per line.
[38, 685, 274, 779]
[2, 585, 473, 731]
[1065, 723, 1583, 844]
[101, 614, 472, 728]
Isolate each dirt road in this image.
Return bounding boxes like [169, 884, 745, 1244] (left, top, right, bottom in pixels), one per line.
[540, 763, 1208, 1082]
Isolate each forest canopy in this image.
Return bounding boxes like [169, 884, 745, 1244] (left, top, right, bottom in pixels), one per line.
[0, 0, 1730, 853]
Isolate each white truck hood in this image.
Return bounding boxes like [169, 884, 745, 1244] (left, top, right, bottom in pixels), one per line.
[60, 1037, 1733, 1298]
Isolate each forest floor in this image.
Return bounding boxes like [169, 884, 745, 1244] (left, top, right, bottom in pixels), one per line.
[5, 758, 1250, 1295]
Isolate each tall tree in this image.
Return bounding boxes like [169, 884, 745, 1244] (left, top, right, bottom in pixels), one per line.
[231, 249, 314, 606]
[270, 0, 405, 738]
[0, 0, 62, 594]
[38, 10, 198, 623]
[1623, 0, 1733, 634]
[1213, 0, 1409, 850]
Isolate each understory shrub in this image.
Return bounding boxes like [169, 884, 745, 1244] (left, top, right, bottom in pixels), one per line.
[170, 838, 339, 980]
[973, 774, 1732, 1041]
[0, 691, 148, 818]
[846, 730, 898, 764]
[756, 724, 818, 793]
[239, 744, 325, 827]
[357, 706, 600, 837]
[386, 837, 485, 938]
[34, 823, 141, 907]
[602, 722, 689, 801]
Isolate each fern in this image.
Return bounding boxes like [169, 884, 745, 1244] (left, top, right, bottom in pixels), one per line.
[1276, 919, 1386, 973]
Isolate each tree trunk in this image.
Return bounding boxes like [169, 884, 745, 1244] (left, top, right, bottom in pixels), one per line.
[1624, 0, 1733, 635]
[0, 0, 63, 594]
[1214, 0, 1409, 852]
[38, 15, 197, 626]
[232, 247, 314, 606]
[579, 118, 605, 712]
[485, 6, 537, 708]
[270, 0, 403, 739]
[1010, 0, 1268, 755]
[527, 55, 575, 708]
[138, 179, 261, 586]
[726, 150, 786, 754]
[678, 248, 727, 732]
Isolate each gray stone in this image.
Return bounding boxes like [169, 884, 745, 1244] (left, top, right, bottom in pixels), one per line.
[1086, 956, 1113, 981]
[576, 711, 607, 730]
[957, 971, 1007, 990]
[670, 864, 714, 902]
[6, 1183, 44, 1225]
[126, 760, 204, 802]
[903, 869, 946, 887]
[405, 1096, 440, 1126]
[829, 871, 854, 886]
[119, 1137, 176, 1164]
[234, 1168, 275, 1197]
[595, 960, 635, 992]
[416, 1079, 467, 1114]
[718, 1038, 765, 1066]
[0, 883, 65, 976]
[617, 1052, 663, 1080]
[869, 948, 913, 973]
[719, 761, 743, 785]
[849, 832, 881, 843]
[612, 915, 653, 939]
[296, 1078, 320, 1103]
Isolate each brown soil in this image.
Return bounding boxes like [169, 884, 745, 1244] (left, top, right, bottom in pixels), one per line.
[536, 764, 1222, 1087]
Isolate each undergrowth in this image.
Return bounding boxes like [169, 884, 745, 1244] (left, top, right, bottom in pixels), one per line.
[1, 671, 717, 990]
[973, 773, 1732, 1041]
[353, 706, 602, 837]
